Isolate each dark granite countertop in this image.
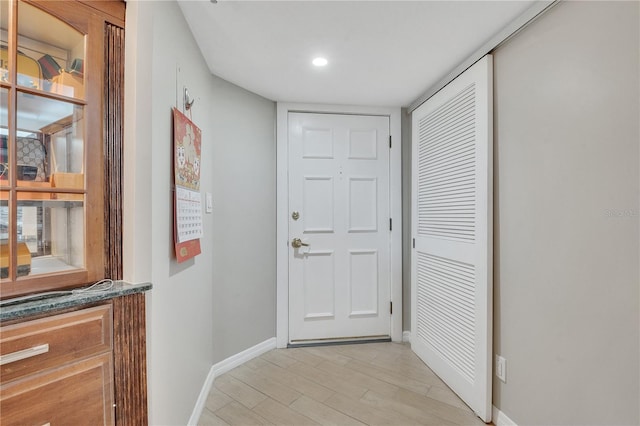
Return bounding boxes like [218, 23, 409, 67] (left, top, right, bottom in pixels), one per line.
[0, 281, 152, 322]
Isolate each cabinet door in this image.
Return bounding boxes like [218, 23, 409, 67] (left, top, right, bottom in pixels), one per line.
[0, 352, 114, 426]
[1, 0, 109, 298]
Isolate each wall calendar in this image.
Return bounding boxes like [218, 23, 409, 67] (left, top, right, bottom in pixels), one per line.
[173, 107, 202, 262]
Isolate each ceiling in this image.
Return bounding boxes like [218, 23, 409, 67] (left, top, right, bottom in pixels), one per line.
[178, 0, 537, 108]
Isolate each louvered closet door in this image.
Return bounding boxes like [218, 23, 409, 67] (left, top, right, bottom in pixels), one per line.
[411, 55, 493, 422]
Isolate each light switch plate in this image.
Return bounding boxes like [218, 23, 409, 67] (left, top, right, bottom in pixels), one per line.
[205, 192, 213, 213]
[495, 355, 506, 383]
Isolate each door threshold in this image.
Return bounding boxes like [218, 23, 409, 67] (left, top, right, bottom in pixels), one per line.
[288, 335, 391, 348]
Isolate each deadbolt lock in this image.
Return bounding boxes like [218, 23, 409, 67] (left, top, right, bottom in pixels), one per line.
[291, 211, 300, 220]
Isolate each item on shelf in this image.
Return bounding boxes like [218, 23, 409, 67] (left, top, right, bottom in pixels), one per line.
[51, 71, 83, 98]
[38, 54, 63, 80]
[69, 58, 83, 76]
[0, 242, 31, 278]
[16, 165, 38, 181]
[51, 172, 83, 200]
[17, 137, 47, 181]
[51, 172, 82, 189]
[0, 136, 47, 181]
[0, 46, 43, 89]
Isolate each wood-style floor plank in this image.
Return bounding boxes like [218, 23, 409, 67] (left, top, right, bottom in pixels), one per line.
[302, 346, 353, 366]
[323, 392, 421, 426]
[314, 359, 400, 398]
[198, 342, 486, 426]
[261, 350, 298, 368]
[205, 388, 234, 413]
[345, 358, 432, 395]
[214, 375, 268, 409]
[283, 347, 326, 367]
[253, 398, 320, 425]
[390, 388, 486, 425]
[426, 385, 474, 411]
[253, 358, 336, 402]
[215, 402, 273, 425]
[369, 353, 449, 389]
[359, 390, 458, 426]
[229, 365, 302, 406]
[286, 361, 369, 399]
[289, 396, 366, 426]
[199, 408, 231, 426]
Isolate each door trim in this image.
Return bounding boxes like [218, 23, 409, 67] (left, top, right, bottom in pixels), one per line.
[276, 103, 402, 348]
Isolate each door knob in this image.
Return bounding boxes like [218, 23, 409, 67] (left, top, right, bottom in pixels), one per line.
[291, 238, 309, 248]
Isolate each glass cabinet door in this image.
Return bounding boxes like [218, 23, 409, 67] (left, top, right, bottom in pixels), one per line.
[0, 0, 104, 297]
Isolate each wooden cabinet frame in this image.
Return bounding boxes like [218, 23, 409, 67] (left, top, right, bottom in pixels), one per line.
[0, 0, 124, 298]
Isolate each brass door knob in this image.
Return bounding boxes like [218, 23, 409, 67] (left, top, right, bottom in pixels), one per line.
[291, 238, 309, 248]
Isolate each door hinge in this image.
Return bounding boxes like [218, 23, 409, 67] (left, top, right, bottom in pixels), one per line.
[412, 238, 415, 248]
[389, 218, 392, 231]
[390, 301, 393, 315]
[389, 135, 392, 149]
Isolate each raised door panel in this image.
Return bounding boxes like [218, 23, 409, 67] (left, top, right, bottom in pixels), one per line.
[303, 176, 334, 233]
[348, 177, 378, 232]
[0, 352, 114, 426]
[349, 250, 378, 317]
[303, 251, 335, 319]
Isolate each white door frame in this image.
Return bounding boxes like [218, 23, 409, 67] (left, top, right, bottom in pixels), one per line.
[276, 103, 402, 348]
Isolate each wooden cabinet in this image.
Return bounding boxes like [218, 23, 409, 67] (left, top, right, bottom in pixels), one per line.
[0, 304, 115, 425]
[1, 0, 125, 299]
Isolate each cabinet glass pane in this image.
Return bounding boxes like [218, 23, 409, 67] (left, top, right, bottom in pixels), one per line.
[17, 1, 85, 99]
[0, 198, 7, 278]
[0, 0, 8, 84]
[17, 91, 84, 186]
[1, 88, 7, 187]
[15, 198, 84, 276]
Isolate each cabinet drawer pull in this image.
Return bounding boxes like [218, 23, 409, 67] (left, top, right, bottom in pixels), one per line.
[0, 344, 50, 365]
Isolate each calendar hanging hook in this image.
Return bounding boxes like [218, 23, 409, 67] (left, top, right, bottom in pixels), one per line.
[184, 87, 195, 111]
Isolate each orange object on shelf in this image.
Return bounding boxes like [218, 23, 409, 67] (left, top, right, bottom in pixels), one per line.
[0, 242, 32, 278]
[51, 172, 83, 189]
[51, 172, 83, 201]
[51, 71, 84, 98]
[0, 48, 42, 89]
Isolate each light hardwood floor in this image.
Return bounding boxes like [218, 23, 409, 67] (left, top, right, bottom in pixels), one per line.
[198, 342, 487, 426]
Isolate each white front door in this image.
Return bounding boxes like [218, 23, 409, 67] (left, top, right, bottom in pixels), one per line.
[288, 112, 391, 343]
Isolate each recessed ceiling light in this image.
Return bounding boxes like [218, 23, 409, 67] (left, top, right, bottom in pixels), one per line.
[312, 57, 328, 67]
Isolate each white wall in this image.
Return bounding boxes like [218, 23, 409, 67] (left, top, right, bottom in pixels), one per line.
[124, 1, 276, 424]
[209, 66, 276, 363]
[493, 1, 639, 424]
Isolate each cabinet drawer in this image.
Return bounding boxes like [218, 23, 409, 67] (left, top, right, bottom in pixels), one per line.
[0, 304, 112, 382]
[0, 352, 114, 426]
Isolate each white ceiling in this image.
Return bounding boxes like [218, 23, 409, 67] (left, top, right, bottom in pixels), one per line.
[178, 0, 537, 108]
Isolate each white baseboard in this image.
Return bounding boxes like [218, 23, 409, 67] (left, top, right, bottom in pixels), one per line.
[187, 364, 216, 426]
[493, 405, 517, 426]
[402, 330, 411, 343]
[187, 337, 277, 425]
